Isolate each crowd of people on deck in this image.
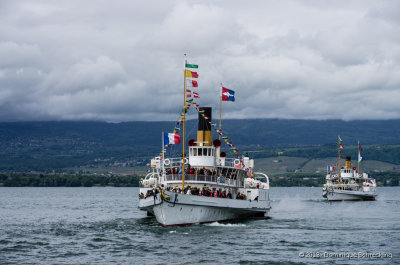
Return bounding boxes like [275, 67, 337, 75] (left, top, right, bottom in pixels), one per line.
[165, 166, 239, 180]
[163, 185, 250, 200]
[139, 185, 250, 201]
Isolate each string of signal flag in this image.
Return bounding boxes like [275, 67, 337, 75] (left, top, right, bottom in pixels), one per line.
[161, 60, 239, 157]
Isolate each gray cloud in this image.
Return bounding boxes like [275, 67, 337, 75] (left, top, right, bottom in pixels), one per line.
[0, 0, 399, 122]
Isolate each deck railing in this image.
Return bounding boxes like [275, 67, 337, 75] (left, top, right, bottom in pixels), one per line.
[163, 157, 238, 168]
[327, 183, 376, 192]
[164, 174, 239, 186]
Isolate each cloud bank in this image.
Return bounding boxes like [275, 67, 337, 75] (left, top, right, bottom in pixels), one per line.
[0, 0, 399, 121]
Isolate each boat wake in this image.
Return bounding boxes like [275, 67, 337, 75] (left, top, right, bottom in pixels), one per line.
[204, 222, 246, 227]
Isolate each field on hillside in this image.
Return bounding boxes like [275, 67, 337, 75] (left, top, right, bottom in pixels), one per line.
[254, 156, 400, 174]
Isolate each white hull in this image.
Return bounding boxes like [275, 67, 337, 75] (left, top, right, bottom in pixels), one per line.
[140, 191, 270, 226]
[324, 189, 376, 201]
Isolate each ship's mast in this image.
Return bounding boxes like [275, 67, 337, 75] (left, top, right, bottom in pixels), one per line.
[219, 83, 222, 141]
[162, 131, 165, 181]
[337, 136, 341, 185]
[357, 140, 360, 176]
[182, 54, 187, 190]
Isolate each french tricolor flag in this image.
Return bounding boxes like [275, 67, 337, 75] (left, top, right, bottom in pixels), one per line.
[327, 166, 335, 172]
[164, 132, 181, 145]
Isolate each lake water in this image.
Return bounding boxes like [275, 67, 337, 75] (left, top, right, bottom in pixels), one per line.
[0, 187, 399, 264]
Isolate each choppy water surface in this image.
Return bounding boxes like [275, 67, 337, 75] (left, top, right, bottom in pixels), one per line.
[0, 187, 399, 264]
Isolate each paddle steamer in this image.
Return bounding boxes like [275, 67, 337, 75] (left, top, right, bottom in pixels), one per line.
[138, 56, 271, 226]
[323, 138, 377, 201]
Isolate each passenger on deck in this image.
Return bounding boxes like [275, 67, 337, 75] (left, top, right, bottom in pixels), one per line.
[227, 191, 232, 199]
[213, 189, 218, 197]
[220, 190, 227, 198]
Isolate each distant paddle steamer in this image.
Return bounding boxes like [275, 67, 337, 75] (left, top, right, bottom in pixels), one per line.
[322, 137, 377, 201]
[138, 56, 271, 226]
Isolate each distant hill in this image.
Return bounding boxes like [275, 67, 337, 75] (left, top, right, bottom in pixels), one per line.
[1, 119, 400, 171]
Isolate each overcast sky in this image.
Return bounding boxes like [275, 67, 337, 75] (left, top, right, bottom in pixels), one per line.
[0, 0, 399, 122]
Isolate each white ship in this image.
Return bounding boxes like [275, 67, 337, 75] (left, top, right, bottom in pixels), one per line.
[138, 58, 270, 226]
[323, 138, 377, 201]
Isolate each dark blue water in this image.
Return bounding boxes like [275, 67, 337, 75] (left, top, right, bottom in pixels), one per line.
[0, 187, 399, 264]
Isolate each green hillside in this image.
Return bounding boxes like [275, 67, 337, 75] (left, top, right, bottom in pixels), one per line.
[1, 120, 400, 173]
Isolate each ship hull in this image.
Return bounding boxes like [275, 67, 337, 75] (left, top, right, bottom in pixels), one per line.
[140, 191, 271, 226]
[324, 189, 376, 201]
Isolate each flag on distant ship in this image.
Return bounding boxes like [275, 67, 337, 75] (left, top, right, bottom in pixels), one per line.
[327, 166, 335, 172]
[185, 62, 198, 69]
[338, 136, 345, 149]
[221, 87, 235, 102]
[358, 140, 362, 162]
[164, 132, 181, 145]
[185, 70, 199, 78]
[193, 92, 199, 98]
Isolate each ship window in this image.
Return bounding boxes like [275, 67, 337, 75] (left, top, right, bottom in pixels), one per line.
[207, 148, 211, 156]
[198, 148, 202, 156]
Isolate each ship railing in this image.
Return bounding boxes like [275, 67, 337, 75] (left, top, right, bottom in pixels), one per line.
[162, 157, 240, 168]
[139, 172, 160, 188]
[253, 172, 270, 189]
[329, 184, 377, 193]
[223, 158, 238, 168]
[327, 183, 366, 191]
[164, 174, 239, 187]
[162, 157, 188, 168]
